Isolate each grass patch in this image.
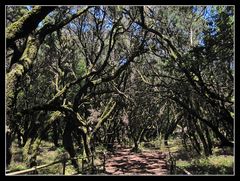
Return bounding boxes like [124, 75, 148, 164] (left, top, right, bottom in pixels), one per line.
[8, 162, 28, 172]
[161, 138, 234, 175]
[8, 140, 79, 175]
[176, 160, 191, 168]
[8, 140, 106, 175]
[176, 155, 234, 175]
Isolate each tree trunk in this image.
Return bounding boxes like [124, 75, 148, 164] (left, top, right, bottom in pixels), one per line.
[194, 120, 210, 156]
[6, 35, 41, 121]
[6, 130, 13, 167]
[6, 6, 55, 47]
[63, 120, 79, 171]
[133, 138, 139, 152]
[205, 126, 213, 155]
[52, 122, 59, 147]
[164, 134, 169, 146]
[172, 97, 233, 147]
[190, 132, 201, 155]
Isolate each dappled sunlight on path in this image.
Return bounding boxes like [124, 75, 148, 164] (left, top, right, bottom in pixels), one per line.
[105, 147, 168, 175]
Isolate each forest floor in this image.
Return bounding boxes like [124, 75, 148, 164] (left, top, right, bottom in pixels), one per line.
[8, 140, 233, 175]
[104, 147, 168, 175]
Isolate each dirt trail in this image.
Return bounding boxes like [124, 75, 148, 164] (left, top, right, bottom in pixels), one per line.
[105, 147, 168, 175]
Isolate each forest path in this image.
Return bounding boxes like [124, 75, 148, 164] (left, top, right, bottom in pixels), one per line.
[104, 147, 168, 175]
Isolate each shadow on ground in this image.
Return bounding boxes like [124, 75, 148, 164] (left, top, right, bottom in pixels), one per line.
[105, 148, 168, 175]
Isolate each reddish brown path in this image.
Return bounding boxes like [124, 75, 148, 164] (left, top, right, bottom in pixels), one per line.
[105, 147, 168, 175]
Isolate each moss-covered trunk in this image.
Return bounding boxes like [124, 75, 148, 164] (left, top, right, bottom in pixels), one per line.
[6, 6, 55, 47]
[6, 35, 40, 116]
